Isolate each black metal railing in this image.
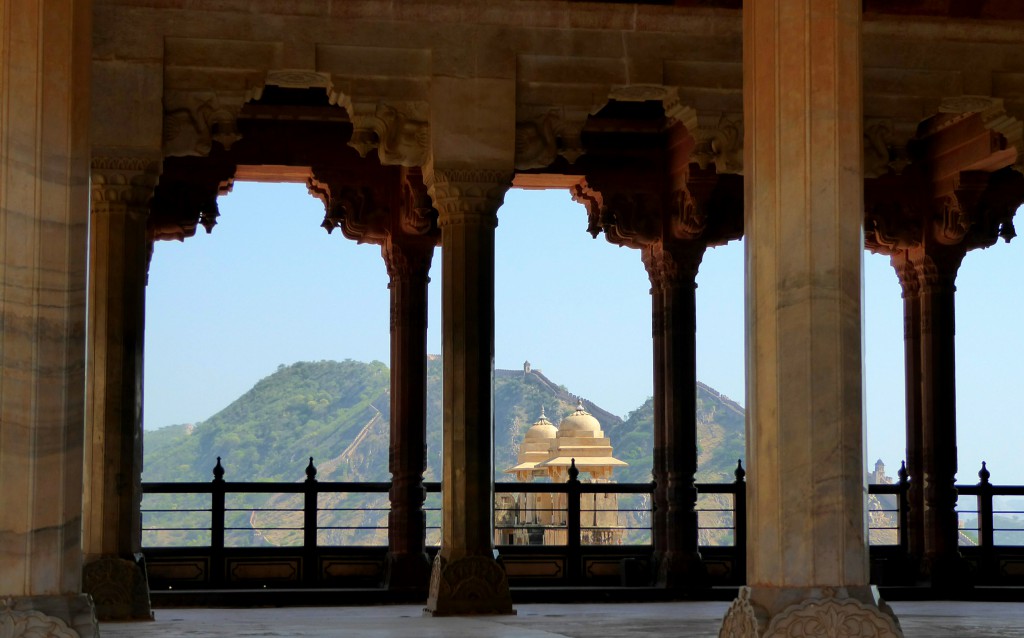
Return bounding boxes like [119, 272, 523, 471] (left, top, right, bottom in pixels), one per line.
[140, 457, 1024, 589]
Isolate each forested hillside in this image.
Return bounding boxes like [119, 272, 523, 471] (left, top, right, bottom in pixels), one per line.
[142, 359, 747, 546]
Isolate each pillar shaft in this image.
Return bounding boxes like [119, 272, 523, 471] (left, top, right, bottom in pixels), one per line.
[384, 239, 434, 590]
[721, 0, 902, 634]
[81, 157, 158, 620]
[0, 0, 98, 634]
[911, 249, 965, 585]
[648, 267, 668, 564]
[892, 254, 925, 572]
[646, 242, 706, 589]
[424, 168, 513, 616]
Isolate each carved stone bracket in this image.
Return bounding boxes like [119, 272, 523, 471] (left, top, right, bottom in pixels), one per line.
[163, 93, 248, 158]
[329, 88, 429, 167]
[425, 554, 514, 616]
[864, 119, 910, 178]
[939, 95, 1023, 172]
[515, 107, 588, 169]
[693, 112, 744, 175]
[571, 178, 661, 248]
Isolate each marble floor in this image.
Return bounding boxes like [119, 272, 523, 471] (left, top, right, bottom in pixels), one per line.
[99, 601, 1024, 637]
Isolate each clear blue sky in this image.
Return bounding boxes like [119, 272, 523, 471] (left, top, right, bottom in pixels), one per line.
[145, 182, 1024, 485]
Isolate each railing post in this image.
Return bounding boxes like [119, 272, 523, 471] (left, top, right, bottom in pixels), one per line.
[898, 461, 910, 559]
[304, 457, 319, 586]
[567, 459, 581, 585]
[977, 462, 996, 582]
[733, 460, 746, 586]
[211, 457, 226, 586]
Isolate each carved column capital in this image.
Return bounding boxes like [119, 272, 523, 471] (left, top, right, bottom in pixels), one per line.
[91, 156, 162, 218]
[424, 168, 511, 227]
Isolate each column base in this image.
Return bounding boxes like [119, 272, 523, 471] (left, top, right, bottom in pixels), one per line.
[0, 594, 99, 638]
[386, 551, 432, 591]
[423, 553, 514, 616]
[82, 554, 153, 621]
[656, 550, 708, 591]
[719, 585, 903, 637]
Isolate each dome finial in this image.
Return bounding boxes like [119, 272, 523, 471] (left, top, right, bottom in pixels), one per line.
[576, 398, 585, 412]
[540, 405, 546, 419]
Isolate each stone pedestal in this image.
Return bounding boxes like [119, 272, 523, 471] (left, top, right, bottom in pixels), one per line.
[723, 0, 902, 634]
[423, 168, 513, 616]
[82, 156, 158, 620]
[0, 1, 99, 635]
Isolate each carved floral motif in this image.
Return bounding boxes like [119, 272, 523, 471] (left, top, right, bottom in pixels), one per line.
[0, 601, 80, 638]
[719, 588, 765, 638]
[762, 596, 903, 638]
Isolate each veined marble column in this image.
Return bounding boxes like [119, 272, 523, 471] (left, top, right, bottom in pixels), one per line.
[0, 1, 99, 635]
[424, 168, 513, 616]
[645, 241, 707, 590]
[82, 156, 159, 620]
[384, 237, 435, 591]
[720, 0, 902, 635]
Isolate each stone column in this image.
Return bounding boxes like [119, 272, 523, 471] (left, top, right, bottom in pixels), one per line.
[910, 247, 968, 588]
[720, 0, 902, 634]
[646, 259, 669, 576]
[0, 1, 99, 635]
[384, 237, 435, 591]
[891, 253, 925, 577]
[424, 168, 513, 616]
[646, 241, 707, 590]
[81, 156, 159, 620]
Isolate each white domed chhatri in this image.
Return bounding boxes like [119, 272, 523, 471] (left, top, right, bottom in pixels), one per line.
[524, 407, 557, 440]
[556, 400, 603, 437]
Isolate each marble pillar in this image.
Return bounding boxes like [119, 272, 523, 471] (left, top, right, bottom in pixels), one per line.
[720, 0, 902, 635]
[82, 156, 159, 620]
[0, 0, 99, 635]
[424, 168, 513, 616]
[384, 237, 435, 591]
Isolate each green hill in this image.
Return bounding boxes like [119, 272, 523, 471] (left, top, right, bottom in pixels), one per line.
[142, 358, 746, 546]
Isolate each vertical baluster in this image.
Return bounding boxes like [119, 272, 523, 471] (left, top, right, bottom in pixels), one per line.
[304, 458, 319, 586]
[566, 459, 581, 585]
[898, 461, 910, 559]
[733, 459, 746, 586]
[977, 462, 995, 582]
[211, 458, 226, 586]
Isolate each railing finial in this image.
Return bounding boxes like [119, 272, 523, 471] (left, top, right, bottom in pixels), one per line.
[567, 458, 580, 483]
[306, 457, 318, 483]
[734, 459, 746, 483]
[212, 457, 225, 483]
[979, 461, 990, 485]
[898, 460, 908, 485]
